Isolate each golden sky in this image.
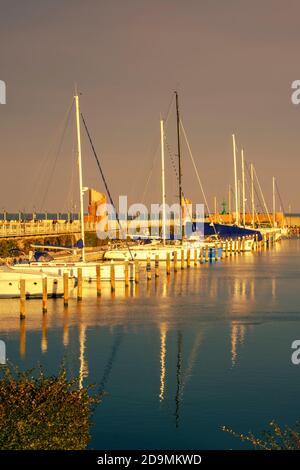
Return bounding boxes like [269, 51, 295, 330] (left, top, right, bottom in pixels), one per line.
[0, 0, 299, 212]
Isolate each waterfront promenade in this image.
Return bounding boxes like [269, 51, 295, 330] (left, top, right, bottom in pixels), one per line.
[0, 221, 97, 240]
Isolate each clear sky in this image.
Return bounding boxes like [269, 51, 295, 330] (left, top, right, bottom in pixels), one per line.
[0, 0, 300, 213]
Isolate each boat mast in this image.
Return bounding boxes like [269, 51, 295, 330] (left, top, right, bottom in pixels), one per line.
[232, 134, 239, 225]
[251, 163, 255, 228]
[238, 179, 241, 223]
[160, 118, 166, 245]
[228, 184, 231, 222]
[272, 176, 276, 227]
[74, 93, 86, 262]
[175, 91, 183, 240]
[241, 148, 246, 227]
[214, 196, 217, 223]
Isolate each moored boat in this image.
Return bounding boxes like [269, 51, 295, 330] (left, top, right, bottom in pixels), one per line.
[0, 268, 64, 298]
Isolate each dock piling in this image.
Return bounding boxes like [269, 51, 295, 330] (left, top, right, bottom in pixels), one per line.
[110, 263, 116, 292]
[174, 251, 178, 272]
[166, 252, 171, 275]
[124, 261, 129, 287]
[63, 272, 69, 307]
[20, 279, 26, 319]
[187, 249, 191, 268]
[77, 268, 82, 301]
[42, 277, 47, 313]
[155, 255, 159, 277]
[181, 249, 185, 269]
[96, 265, 101, 296]
[146, 257, 151, 281]
[194, 248, 198, 266]
[134, 260, 139, 284]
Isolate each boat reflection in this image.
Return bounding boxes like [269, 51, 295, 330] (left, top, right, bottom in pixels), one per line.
[9, 242, 287, 430]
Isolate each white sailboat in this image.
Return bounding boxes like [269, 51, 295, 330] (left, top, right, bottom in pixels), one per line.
[9, 93, 135, 281]
[0, 267, 65, 298]
[105, 93, 207, 262]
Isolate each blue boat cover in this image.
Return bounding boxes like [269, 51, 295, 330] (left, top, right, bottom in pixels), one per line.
[185, 222, 263, 241]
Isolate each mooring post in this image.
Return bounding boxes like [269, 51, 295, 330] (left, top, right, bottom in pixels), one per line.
[194, 248, 198, 266]
[134, 260, 139, 284]
[166, 252, 171, 275]
[146, 257, 151, 281]
[181, 249, 185, 269]
[77, 268, 82, 301]
[96, 265, 101, 296]
[124, 261, 129, 287]
[187, 249, 191, 268]
[20, 279, 26, 319]
[205, 245, 209, 262]
[200, 247, 204, 264]
[225, 240, 228, 258]
[174, 251, 178, 272]
[110, 263, 115, 292]
[214, 243, 218, 262]
[42, 277, 47, 313]
[63, 272, 69, 307]
[155, 255, 159, 278]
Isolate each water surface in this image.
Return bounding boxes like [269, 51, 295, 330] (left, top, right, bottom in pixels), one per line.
[1, 239, 300, 449]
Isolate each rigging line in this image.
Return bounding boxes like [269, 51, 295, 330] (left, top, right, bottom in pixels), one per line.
[275, 180, 286, 214]
[243, 168, 257, 222]
[243, 161, 258, 223]
[39, 99, 74, 211]
[165, 137, 194, 227]
[64, 136, 77, 213]
[140, 94, 175, 205]
[253, 167, 273, 225]
[80, 112, 134, 260]
[244, 160, 264, 224]
[27, 97, 75, 212]
[67, 119, 79, 214]
[165, 139, 179, 180]
[179, 119, 218, 235]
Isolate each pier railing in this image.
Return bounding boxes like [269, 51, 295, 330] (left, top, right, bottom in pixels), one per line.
[0, 221, 97, 238]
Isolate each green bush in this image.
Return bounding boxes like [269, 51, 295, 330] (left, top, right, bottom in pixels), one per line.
[223, 421, 300, 450]
[0, 364, 101, 450]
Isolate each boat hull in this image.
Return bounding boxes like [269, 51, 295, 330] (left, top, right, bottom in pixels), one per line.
[9, 261, 135, 282]
[0, 271, 64, 298]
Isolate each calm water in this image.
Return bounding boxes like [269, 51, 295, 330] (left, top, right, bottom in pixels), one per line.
[1, 239, 300, 449]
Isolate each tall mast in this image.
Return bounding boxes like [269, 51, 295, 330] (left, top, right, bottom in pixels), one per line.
[272, 176, 276, 227]
[238, 179, 241, 223]
[160, 119, 166, 245]
[232, 134, 239, 225]
[241, 148, 246, 227]
[214, 196, 217, 223]
[251, 163, 255, 228]
[74, 93, 86, 262]
[175, 91, 183, 239]
[228, 184, 232, 222]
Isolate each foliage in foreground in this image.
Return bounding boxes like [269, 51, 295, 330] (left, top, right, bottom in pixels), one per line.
[0, 364, 101, 450]
[223, 421, 300, 450]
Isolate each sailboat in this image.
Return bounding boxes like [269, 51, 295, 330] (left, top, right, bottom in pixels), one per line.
[0, 267, 65, 298]
[104, 92, 209, 262]
[199, 135, 260, 251]
[8, 93, 135, 281]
